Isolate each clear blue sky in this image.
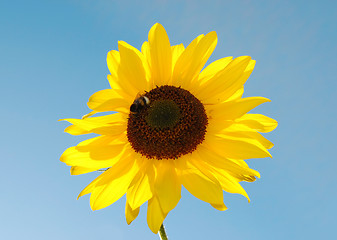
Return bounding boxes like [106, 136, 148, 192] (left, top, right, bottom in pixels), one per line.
[1, 0, 336, 239]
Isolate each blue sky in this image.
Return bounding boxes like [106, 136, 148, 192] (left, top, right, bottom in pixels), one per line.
[1, 0, 336, 239]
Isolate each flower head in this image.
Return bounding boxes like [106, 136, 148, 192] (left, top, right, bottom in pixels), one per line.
[60, 23, 277, 233]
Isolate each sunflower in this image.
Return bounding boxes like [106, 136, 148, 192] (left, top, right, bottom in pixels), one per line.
[60, 23, 277, 233]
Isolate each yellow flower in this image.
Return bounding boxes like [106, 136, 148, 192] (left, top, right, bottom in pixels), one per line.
[60, 23, 277, 233]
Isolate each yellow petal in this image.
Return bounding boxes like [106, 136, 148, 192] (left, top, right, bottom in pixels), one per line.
[76, 113, 126, 124]
[172, 32, 217, 88]
[90, 153, 139, 210]
[230, 131, 274, 149]
[177, 156, 223, 205]
[197, 145, 260, 179]
[236, 114, 278, 133]
[76, 134, 125, 147]
[118, 41, 149, 95]
[154, 160, 181, 213]
[70, 166, 99, 175]
[106, 74, 135, 102]
[87, 89, 129, 113]
[141, 41, 151, 65]
[125, 202, 140, 225]
[127, 161, 154, 210]
[226, 87, 244, 102]
[200, 158, 250, 198]
[60, 138, 127, 168]
[198, 57, 233, 85]
[209, 97, 271, 121]
[210, 203, 228, 211]
[192, 152, 251, 201]
[198, 57, 254, 103]
[78, 169, 111, 199]
[211, 167, 251, 201]
[224, 59, 255, 102]
[64, 124, 90, 135]
[140, 41, 151, 80]
[171, 44, 185, 70]
[219, 123, 274, 149]
[107, 51, 133, 101]
[147, 196, 167, 234]
[69, 120, 125, 136]
[206, 116, 233, 134]
[61, 113, 127, 136]
[148, 23, 172, 86]
[107, 50, 120, 80]
[204, 133, 271, 159]
[81, 111, 97, 119]
[230, 160, 260, 182]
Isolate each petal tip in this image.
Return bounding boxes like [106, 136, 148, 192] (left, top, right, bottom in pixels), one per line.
[77, 192, 84, 200]
[151, 22, 163, 29]
[209, 31, 218, 38]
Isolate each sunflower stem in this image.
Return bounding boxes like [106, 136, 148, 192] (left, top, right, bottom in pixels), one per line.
[158, 224, 168, 240]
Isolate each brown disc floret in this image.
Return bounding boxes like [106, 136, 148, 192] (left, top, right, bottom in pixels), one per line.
[127, 85, 208, 160]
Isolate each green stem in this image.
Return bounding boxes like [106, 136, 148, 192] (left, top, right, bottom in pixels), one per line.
[158, 224, 168, 240]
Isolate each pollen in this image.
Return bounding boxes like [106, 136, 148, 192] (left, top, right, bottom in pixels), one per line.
[127, 85, 208, 160]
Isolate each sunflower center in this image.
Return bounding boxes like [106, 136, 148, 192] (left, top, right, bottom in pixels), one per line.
[127, 85, 208, 160]
[146, 100, 181, 129]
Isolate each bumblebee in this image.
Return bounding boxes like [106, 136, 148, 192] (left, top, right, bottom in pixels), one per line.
[130, 93, 150, 114]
